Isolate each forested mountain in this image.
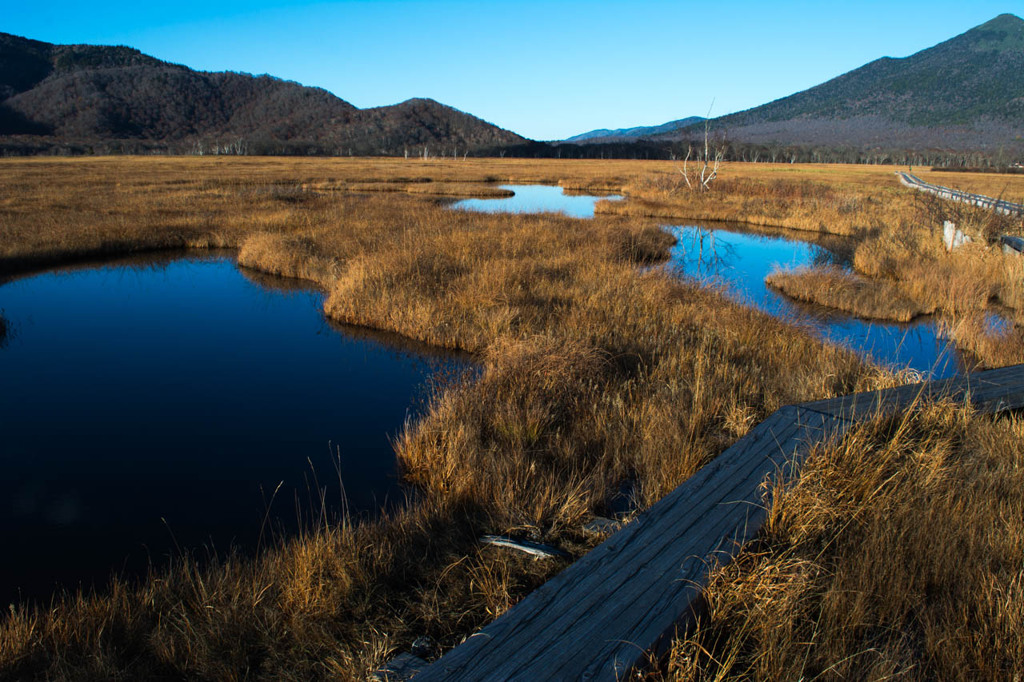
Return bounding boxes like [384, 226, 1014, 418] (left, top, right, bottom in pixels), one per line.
[2, 14, 1022, 158]
[652, 14, 1024, 152]
[564, 117, 704, 143]
[0, 33, 526, 155]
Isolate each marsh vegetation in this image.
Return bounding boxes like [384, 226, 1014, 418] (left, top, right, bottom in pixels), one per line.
[0, 157, 1021, 680]
[606, 163, 1024, 369]
[667, 402, 1024, 681]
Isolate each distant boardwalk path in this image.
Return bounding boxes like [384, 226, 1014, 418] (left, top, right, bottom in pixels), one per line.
[413, 364, 1024, 681]
[897, 172, 1024, 216]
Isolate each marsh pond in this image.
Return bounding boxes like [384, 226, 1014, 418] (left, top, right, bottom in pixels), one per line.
[0, 186, 981, 602]
[0, 253, 466, 602]
[458, 184, 973, 378]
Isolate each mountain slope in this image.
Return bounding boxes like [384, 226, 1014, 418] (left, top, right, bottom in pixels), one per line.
[0, 33, 526, 154]
[654, 14, 1024, 150]
[564, 116, 704, 143]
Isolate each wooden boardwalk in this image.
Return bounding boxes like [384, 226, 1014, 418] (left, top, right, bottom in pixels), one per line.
[897, 172, 1024, 216]
[412, 364, 1024, 681]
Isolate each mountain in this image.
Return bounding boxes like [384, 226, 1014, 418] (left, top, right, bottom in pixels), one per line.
[564, 117, 704, 143]
[651, 14, 1024, 152]
[0, 33, 526, 155]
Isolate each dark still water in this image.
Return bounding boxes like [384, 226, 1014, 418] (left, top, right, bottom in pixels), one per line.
[0, 253, 464, 603]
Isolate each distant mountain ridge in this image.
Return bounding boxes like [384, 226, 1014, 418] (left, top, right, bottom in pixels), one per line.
[2, 14, 1023, 157]
[564, 116, 704, 143]
[651, 13, 1024, 151]
[0, 32, 526, 155]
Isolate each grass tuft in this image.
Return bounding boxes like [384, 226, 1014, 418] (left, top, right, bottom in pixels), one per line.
[0, 157, 889, 679]
[668, 403, 1024, 681]
[766, 265, 926, 321]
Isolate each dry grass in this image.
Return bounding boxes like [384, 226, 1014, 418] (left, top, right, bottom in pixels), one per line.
[0, 157, 890, 680]
[938, 312, 1024, 369]
[599, 163, 923, 237]
[0, 499, 563, 681]
[604, 163, 1022, 242]
[795, 216, 1024, 341]
[766, 266, 926, 322]
[667, 402, 1024, 681]
[846, 198, 1024, 367]
[3, 157, 1022, 679]
[600, 161, 1024, 368]
[915, 169, 1024, 199]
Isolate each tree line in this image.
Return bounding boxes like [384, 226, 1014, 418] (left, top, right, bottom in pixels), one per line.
[2, 134, 1022, 168]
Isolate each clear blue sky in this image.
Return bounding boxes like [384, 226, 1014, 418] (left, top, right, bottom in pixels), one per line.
[4, 1, 1017, 140]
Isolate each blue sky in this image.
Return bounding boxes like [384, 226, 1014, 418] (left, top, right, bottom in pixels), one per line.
[4, 1, 1017, 140]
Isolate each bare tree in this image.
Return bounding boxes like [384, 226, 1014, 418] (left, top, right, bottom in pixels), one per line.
[678, 102, 723, 193]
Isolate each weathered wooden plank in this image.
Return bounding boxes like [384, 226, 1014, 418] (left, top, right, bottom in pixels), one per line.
[965, 367, 1024, 412]
[1001, 235, 1024, 255]
[417, 408, 847, 681]
[417, 410, 794, 679]
[455, 413, 802, 671]
[897, 172, 1024, 216]
[800, 382, 937, 420]
[559, 417, 846, 680]
[418, 365, 1024, 680]
[372, 653, 428, 682]
[490, 414, 838, 679]
[800, 365, 1024, 421]
[568, 406, 845, 673]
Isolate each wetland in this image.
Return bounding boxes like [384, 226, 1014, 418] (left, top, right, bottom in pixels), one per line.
[1, 157, 1021, 680]
[0, 252, 463, 602]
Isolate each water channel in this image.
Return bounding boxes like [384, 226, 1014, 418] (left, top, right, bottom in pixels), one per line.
[0, 253, 465, 602]
[664, 224, 963, 378]
[0, 185, 976, 602]
[458, 185, 966, 378]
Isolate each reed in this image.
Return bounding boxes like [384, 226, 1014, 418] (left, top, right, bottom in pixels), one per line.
[2, 157, 1019, 679]
[765, 266, 926, 321]
[601, 169, 922, 237]
[938, 311, 1024, 368]
[0, 157, 888, 680]
[667, 402, 1024, 681]
[609, 165, 1024, 368]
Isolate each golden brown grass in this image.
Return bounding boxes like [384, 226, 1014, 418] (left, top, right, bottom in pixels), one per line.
[592, 160, 1024, 368]
[0, 157, 891, 680]
[667, 402, 1024, 681]
[915, 168, 1024, 200]
[938, 312, 1024, 369]
[0, 499, 566, 681]
[766, 266, 926, 321]
[598, 163, 923, 237]
[3, 156, 1023, 679]
[824, 215, 1024, 335]
[839, 197, 1024, 367]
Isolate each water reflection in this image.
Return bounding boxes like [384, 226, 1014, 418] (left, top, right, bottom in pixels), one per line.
[667, 224, 849, 313]
[665, 223, 964, 378]
[453, 184, 621, 218]
[0, 253, 466, 602]
[453, 187, 969, 377]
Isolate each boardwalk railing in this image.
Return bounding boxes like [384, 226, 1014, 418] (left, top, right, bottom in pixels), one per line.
[897, 172, 1024, 216]
[411, 364, 1024, 681]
